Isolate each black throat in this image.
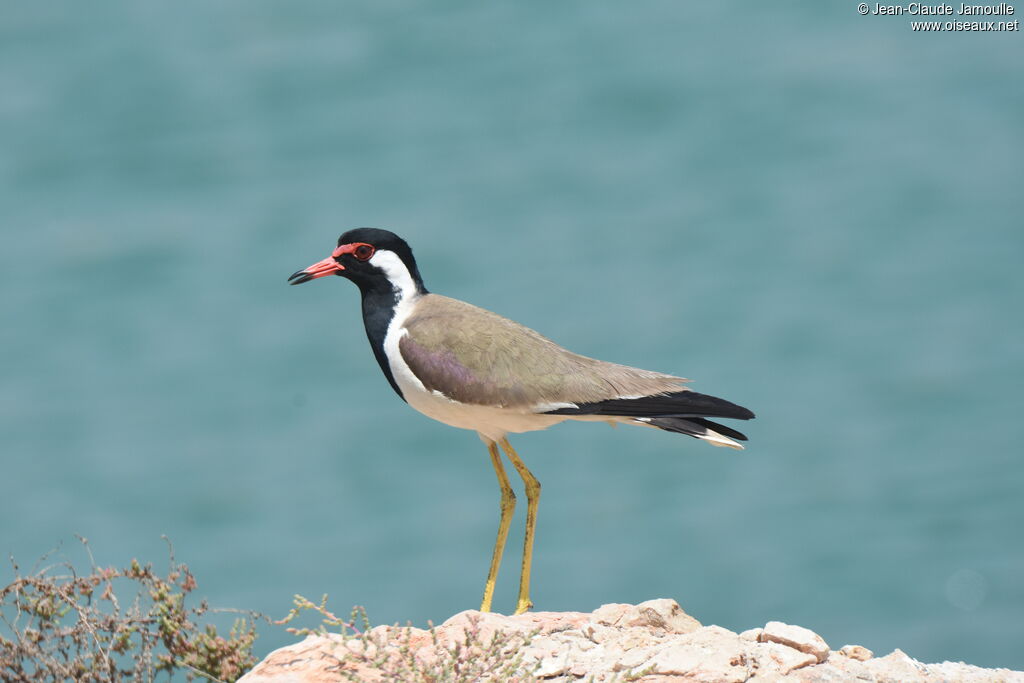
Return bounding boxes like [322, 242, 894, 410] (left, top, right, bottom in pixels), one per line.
[356, 277, 426, 403]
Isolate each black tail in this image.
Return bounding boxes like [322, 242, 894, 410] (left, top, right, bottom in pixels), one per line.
[647, 416, 750, 442]
[544, 389, 754, 420]
[544, 389, 754, 442]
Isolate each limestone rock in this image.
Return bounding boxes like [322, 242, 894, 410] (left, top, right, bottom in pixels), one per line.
[239, 600, 1024, 683]
[592, 598, 700, 635]
[738, 627, 763, 642]
[759, 620, 831, 663]
[838, 643, 873, 661]
[643, 625, 751, 682]
[236, 633, 351, 683]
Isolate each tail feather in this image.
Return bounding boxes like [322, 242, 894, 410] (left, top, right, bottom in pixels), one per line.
[544, 389, 754, 421]
[682, 417, 749, 442]
[544, 389, 754, 449]
[642, 416, 748, 449]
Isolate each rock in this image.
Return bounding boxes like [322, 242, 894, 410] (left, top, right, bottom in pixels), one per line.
[644, 625, 750, 682]
[239, 600, 1024, 683]
[758, 640, 819, 675]
[592, 602, 631, 626]
[631, 598, 703, 634]
[738, 627, 763, 642]
[582, 621, 617, 644]
[510, 608, 591, 634]
[863, 648, 934, 680]
[592, 599, 700, 635]
[839, 643, 873, 661]
[436, 608, 523, 648]
[759, 620, 831, 663]
[237, 633, 359, 683]
[616, 644, 658, 671]
[534, 649, 571, 678]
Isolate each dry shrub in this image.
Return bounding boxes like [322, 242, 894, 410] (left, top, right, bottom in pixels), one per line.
[1, 538, 258, 682]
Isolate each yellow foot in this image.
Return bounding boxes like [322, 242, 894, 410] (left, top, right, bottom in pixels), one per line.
[513, 598, 533, 615]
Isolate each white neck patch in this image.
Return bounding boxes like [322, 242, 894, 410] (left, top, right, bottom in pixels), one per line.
[369, 249, 420, 302]
[378, 248, 425, 399]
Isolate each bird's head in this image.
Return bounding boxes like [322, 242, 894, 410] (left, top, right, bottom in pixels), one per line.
[288, 228, 427, 296]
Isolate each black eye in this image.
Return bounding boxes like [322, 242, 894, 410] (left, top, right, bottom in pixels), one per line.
[353, 244, 375, 261]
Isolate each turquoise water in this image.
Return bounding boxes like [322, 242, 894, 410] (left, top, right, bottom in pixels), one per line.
[2, 1, 1022, 671]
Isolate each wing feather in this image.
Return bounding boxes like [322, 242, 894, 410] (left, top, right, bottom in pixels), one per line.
[398, 295, 688, 409]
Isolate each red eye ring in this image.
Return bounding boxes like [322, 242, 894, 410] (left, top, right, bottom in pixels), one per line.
[353, 244, 375, 261]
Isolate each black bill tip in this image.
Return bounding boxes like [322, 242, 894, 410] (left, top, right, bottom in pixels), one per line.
[288, 270, 313, 285]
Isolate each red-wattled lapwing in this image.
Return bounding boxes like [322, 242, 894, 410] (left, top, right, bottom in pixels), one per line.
[289, 228, 754, 615]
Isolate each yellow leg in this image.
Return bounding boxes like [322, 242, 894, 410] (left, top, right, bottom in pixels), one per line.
[480, 441, 516, 613]
[500, 437, 540, 615]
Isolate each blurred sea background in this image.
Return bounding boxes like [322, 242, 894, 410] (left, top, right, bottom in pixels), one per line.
[2, 1, 1022, 671]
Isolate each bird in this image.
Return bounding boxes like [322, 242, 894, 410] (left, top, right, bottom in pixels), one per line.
[288, 228, 754, 615]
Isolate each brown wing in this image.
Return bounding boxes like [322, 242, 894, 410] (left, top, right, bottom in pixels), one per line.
[398, 294, 688, 409]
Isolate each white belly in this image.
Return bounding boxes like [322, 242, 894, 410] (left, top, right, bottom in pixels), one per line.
[400, 382, 570, 442]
